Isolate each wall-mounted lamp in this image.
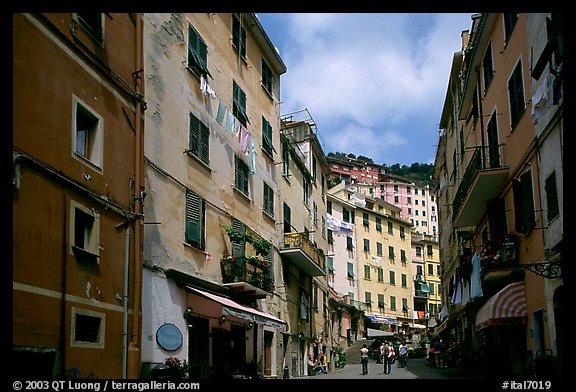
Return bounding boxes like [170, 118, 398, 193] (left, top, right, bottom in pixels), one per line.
[218, 315, 227, 325]
[246, 321, 254, 330]
[183, 307, 193, 319]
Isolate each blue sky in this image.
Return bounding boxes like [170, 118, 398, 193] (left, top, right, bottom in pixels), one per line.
[256, 13, 473, 167]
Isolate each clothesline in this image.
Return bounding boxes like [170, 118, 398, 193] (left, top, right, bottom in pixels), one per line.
[200, 75, 256, 174]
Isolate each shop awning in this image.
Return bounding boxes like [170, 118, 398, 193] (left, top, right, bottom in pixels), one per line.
[435, 319, 449, 334]
[411, 323, 427, 329]
[366, 328, 394, 338]
[475, 281, 527, 331]
[417, 281, 431, 292]
[185, 286, 286, 330]
[366, 314, 398, 324]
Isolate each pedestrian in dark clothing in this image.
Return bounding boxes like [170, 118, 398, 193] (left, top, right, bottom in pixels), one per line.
[398, 342, 408, 368]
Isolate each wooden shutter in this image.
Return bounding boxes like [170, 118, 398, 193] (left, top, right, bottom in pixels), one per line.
[230, 218, 246, 257]
[185, 190, 202, 245]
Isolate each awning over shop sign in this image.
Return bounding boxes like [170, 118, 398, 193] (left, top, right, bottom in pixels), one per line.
[185, 285, 286, 331]
[366, 314, 398, 324]
[475, 281, 527, 331]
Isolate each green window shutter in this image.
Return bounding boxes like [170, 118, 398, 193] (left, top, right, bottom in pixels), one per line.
[283, 202, 291, 233]
[263, 182, 274, 216]
[235, 155, 249, 195]
[262, 116, 273, 154]
[232, 14, 247, 58]
[185, 190, 202, 246]
[347, 262, 354, 278]
[545, 172, 559, 221]
[189, 113, 210, 164]
[230, 218, 246, 257]
[188, 25, 211, 78]
[328, 256, 334, 273]
[233, 81, 250, 125]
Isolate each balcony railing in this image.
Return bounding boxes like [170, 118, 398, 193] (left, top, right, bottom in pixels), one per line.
[220, 256, 273, 293]
[279, 232, 326, 276]
[453, 145, 509, 227]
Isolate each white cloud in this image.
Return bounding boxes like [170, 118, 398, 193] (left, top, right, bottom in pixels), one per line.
[269, 13, 472, 165]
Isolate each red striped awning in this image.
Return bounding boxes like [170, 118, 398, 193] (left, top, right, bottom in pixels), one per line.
[475, 281, 527, 331]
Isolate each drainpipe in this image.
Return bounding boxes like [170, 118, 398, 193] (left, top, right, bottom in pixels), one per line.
[60, 194, 67, 378]
[122, 227, 130, 379]
[130, 12, 144, 375]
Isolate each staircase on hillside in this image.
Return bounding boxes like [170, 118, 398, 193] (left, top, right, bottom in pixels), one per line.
[346, 339, 374, 364]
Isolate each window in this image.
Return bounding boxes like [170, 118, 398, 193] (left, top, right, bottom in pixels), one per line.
[328, 256, 334, 274]
[394, 195, 399, 203]
[376, 242, 383, 257]
[363, 238, 370, 253]
[313, 202, 318, 226]
[282, 143, 290, 177]
[388, 246, 395, 260]
[407, 197, 412, 205]
[429, 282, 435, 295]
[375, 217, 382, 232]
[232, 80, 250, 126]
[76, 13, 103, 43]
[402, 298, 409, 313]
[185, 189, 205, 249]
[378, 294, 385, 308]
[513, 170, 535, 235]
[365, 292, 372, 306]
[377, 268, 384, 283]
[346, 236, 353, 251]
[70, 201, 100, 262]
[343, 208, 350, 223]
[390, 296, 397, 311]
[545, 171, 559, 221]
[261, 116, 274, 156]
[187, 24, 211, 78]
[263, 182, 274, 217]
[235, 155, 250, 196]
[283, 203, 291, 233]
[389, 271, 395, 285]
[261, 58, 273, 95]
[303, 178, 310, 205]
[428, 263, 434, 275]
[73, 97, 103, 170]
[483, 42, 494, 91]
[188, 112, 210, 165]
[401, 274, 407, 288]
[364, 265, 371, 280]
[327, 200, 332, 214]
[427, 244, 433, 256]
[400, 249, 407, 263]
[508, 60, 525, 128]
[399, 226, 405, 239]
[416, 246, 422, 257]
[347, 262, 355, 279]
[504, 13, 518, 42]
[388, 222, 393, 235]
[71, 307, 105, 348]
[232, 14, 247, 59]
[363, 213, 369, 227]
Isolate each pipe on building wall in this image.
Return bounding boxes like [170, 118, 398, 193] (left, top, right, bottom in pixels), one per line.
[122, 227, 130, 379]
[60, 194, 68, 378]
[130, 12, 145, 376]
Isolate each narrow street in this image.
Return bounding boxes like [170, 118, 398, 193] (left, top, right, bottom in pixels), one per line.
[301, 357, 482, 380]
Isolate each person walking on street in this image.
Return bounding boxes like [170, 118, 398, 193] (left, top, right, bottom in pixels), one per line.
[360, 344, 369, 375]
[433, 339, 445, 368]
[381, 341, 389, 374]
[384, 341, 395, 374]
[398, 341, 408, 368]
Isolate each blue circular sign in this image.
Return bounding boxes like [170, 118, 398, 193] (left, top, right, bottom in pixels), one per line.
[156, 323, 183, 351]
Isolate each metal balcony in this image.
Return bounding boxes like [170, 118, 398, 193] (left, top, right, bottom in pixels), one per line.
[279, 232, 326, 276]
[453, 145, 509, 227]
[220, 256, 273, 299]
